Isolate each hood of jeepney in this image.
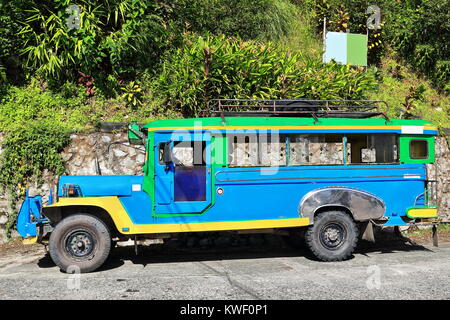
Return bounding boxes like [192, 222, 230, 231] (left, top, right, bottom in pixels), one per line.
[57, 175, 144, 197]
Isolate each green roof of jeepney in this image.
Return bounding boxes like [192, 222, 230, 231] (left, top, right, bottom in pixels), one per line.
[143, 117, 437, 132]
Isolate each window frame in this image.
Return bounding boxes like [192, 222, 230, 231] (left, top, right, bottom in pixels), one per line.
[409, 139, 429, 160]
[287, 133, 345, 166]
[158, 142, 168, 165]
[225, 132, 402, 168]
[227, 133, 288, 168]
[345, 133, 399, 165]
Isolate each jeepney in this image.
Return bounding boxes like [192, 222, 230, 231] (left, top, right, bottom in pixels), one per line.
[17, 99, 439, 272]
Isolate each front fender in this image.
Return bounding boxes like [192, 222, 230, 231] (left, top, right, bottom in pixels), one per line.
[43, 196, 132, 234]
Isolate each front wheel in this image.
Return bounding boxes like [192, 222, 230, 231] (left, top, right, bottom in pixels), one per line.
[305, 210, 358, 262]
[49, 214, 111, 273]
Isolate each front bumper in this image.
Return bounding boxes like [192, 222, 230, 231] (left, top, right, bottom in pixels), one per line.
[16, 190, 49, 243]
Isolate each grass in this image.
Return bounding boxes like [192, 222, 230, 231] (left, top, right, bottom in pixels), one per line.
[403, 223, 450, 244]
[0, 81, 183, 134]
[369, 54, 450, 129]
[279, 10, 323, 59]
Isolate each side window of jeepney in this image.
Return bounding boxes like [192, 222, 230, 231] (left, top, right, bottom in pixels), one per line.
[289, 134, 344, 165]
[172, 141, 205, 166]
[158, 142, 167, 164]
[410, 139, 428, 159]
[346, 134, 398, 164]
[227, 133, 398, 166]
[228, 133, 287, 167]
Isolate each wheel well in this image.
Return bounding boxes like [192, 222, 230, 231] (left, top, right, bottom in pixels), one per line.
[313, 205, 354, 220]
[43, 205, 121, 237]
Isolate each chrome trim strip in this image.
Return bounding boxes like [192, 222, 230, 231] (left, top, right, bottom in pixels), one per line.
[216, 166, 424, 175]
[215, 174, 426, 183]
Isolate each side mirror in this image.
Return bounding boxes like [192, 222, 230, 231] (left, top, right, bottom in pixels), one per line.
[162, 142, 174, 164]
[128, 122, 144, 145]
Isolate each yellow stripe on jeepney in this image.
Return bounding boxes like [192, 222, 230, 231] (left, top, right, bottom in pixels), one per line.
[130, 217, 310, 234]
[407, 207, 438, 219]
[46, 197, 310, 234]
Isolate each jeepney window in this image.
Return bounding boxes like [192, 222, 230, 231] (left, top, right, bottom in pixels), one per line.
[346, 134, 398, 164]
[158, 142, 174, 164]
[228, 133, 287, 167]
[289, 134, 344, 165]
[158, 142, 166, 164]
[228, 134, 258, 166]
[259, 133, 287, 166]
[173, 141, 205, 166]
[173, 140, 206, 202]
[410, 139, 428, 159]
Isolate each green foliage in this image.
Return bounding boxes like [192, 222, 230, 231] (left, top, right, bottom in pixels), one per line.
[169, 0, 297, 41]
[0, 1, 28, 84]
[0, 81, 95, 236]
[370, 56, 450, 128]
[0, 122, 69, 190]
[307, 0, 450, 92]
[0, 81, 98, 132]
[18, 0, 171, 91]
[383, 0, 450, 92]
[2, 0, 300, 91]
[121, 81, 143, 108]
[277, 3, 323, 59]
[0, 120, 69, 237]
[0, 64, 6, 83]
[400, 84, 427, 119]
[153, 34, 378, 116]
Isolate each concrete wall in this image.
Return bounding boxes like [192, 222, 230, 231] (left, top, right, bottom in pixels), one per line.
[0, 132, 448, 243]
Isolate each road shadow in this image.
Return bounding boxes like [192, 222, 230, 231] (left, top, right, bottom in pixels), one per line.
[103, 234, 307, 270]
[36, 247, 126, 272]
[98, 229, 435, 270]
[35, 228, 436, 272]
[356, 227, 434, 256]
[36, 238, 304, 272]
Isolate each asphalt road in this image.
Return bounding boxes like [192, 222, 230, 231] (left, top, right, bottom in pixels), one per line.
[1, 232, 449, 300]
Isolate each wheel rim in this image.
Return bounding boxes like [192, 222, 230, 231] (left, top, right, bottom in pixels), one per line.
[319, 222, 347, 250]
[65, 230, 95, 258]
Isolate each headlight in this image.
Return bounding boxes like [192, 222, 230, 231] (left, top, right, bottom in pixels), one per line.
[62, 184, 83, 197]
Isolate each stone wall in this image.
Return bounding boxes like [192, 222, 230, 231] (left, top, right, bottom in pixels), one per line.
[63, 132, 146, 176]
[0, 132, 448, 243]
[428, 137, 450, 219]
[0, 132, 145, 243]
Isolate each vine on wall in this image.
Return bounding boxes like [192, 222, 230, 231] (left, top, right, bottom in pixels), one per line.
[0, 121, 69, 237]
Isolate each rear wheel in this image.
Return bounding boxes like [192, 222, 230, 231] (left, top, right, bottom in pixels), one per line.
[49, 214, 111, 273]
[305, 210, 358, 261]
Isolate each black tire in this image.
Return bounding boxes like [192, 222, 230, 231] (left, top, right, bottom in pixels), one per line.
[49, 214, 112, 273]
[305, 210, 358, 262]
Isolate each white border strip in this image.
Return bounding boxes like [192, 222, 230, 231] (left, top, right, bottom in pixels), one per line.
[401, 126, 424, 134]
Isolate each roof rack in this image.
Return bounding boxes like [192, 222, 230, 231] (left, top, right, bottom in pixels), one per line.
[202, 99, 390, 121]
